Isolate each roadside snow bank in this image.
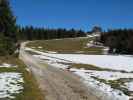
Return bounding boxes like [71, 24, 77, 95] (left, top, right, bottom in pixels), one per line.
[0, 72, 24, 99]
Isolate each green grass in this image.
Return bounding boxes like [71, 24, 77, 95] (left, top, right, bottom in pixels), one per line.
[0, 56, 44, 100]
[27, 37, 103, 54]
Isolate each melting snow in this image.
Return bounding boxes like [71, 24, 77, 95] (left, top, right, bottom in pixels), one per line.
[70, 68, 130, 100]
[0, 72, 24, 99]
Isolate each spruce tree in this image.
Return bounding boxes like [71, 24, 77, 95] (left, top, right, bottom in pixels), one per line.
[0, 0, 17, 55]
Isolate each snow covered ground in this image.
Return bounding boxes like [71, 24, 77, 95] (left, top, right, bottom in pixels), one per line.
[0, 72, 24, 99]
[25, 47, 133, 100]
[44, 54, 133, 72]
[26, 48, 133, 72]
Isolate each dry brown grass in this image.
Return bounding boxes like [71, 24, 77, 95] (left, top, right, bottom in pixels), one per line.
[27, 37, 103, 54]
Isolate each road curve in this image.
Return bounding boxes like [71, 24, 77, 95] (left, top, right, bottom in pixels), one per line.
[19, 42, 99, 100]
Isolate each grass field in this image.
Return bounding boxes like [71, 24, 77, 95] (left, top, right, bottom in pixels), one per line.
[0, 56, 44, 100]
[27, 37, 103, 54]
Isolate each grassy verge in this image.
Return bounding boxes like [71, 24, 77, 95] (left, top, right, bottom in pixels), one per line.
[0, 56, 44, 100]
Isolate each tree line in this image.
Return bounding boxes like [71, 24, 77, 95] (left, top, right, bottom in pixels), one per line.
[18, 26, 86, 40]
[100, 29, 133, 54]
[0, 0, 86, 56]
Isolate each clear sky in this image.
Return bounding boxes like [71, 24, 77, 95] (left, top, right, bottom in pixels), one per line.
[10, 0, 133, 31]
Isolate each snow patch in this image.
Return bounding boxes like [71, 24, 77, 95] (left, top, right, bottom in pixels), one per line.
[38, 46, 43, 49]
[87, 34, 100, 37]
[86, 43, 94, 48]
[70, 68, 129, 100]
[0, 72, 24, 99]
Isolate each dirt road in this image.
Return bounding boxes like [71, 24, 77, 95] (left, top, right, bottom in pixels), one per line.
[19, 42, 99, 100]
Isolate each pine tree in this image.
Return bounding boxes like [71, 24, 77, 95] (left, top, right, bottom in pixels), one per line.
[0, 0, 17, 55]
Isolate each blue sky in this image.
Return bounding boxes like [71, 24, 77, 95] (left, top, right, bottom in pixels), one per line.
[10, 0, 133, 31]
